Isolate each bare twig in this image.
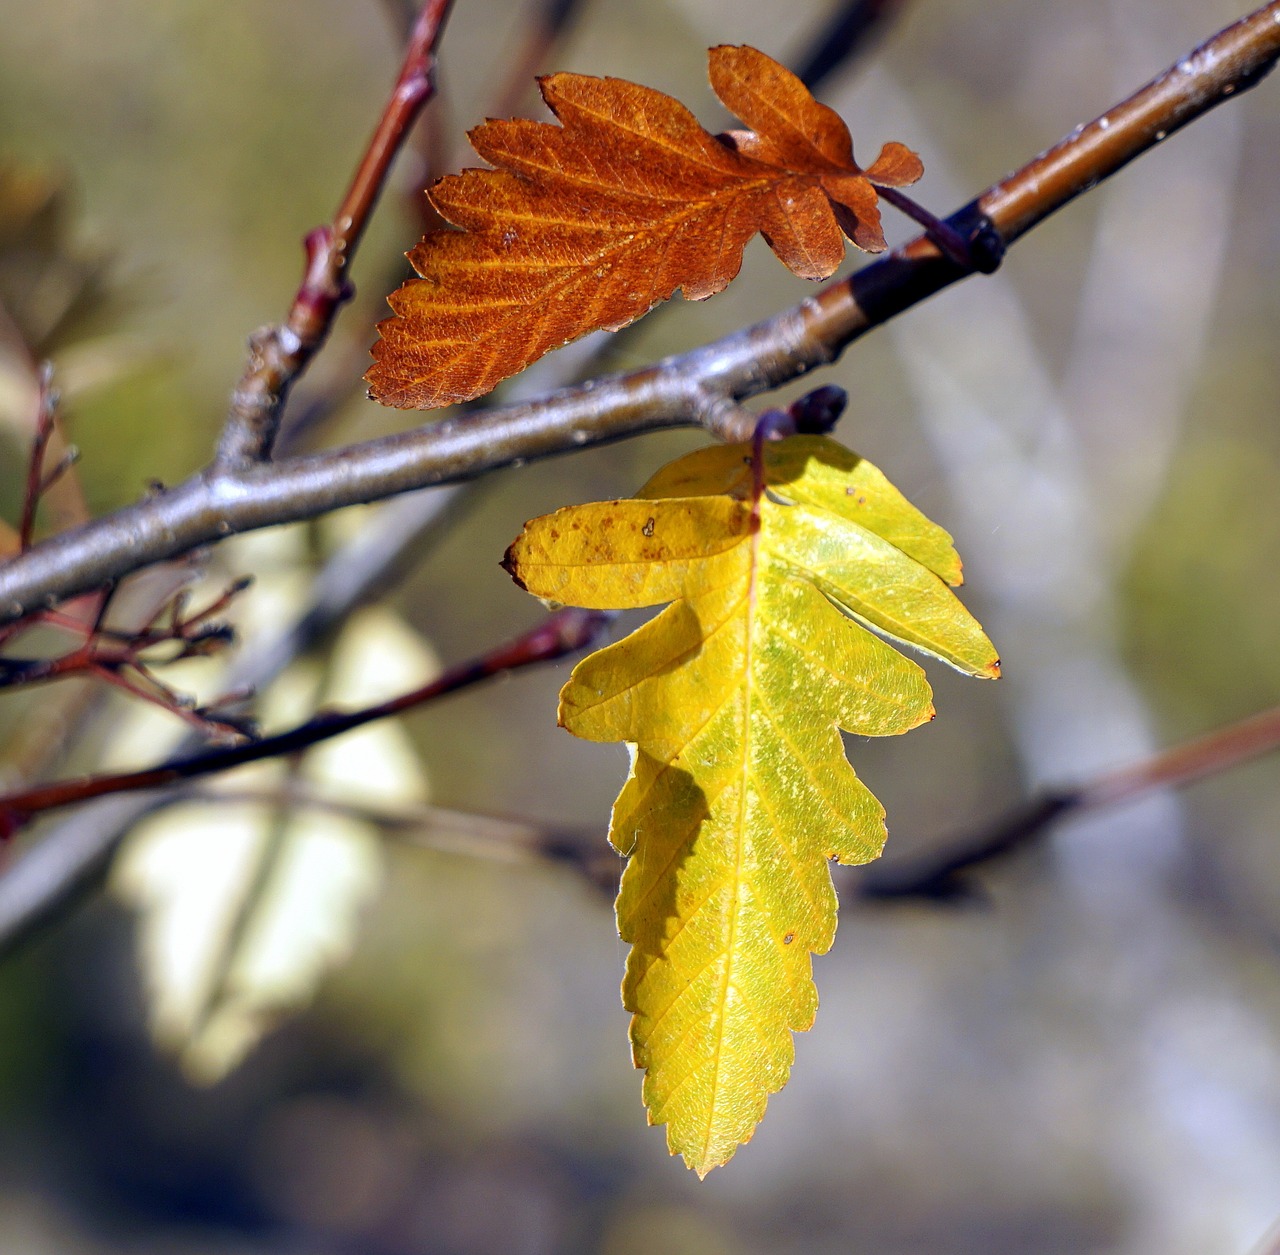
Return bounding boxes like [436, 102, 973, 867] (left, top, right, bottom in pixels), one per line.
[0, 577, 251, 738]
[0, 607, 612, 829]
[796, 0, 910, 90]
[195, 784, 618, 893]
[492, 0, 591, 119]
[858, 704, 1280, 901]
[213, 0, 455, 467]
[17, 366, 58, 552]
[2, 2, 1276, 623]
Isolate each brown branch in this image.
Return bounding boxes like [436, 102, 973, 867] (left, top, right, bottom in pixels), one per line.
[2, 2, 1275, 624]
[213, 0, 455, 467]
[0, 607, 612, 831]
[858, 703, 1280, 902]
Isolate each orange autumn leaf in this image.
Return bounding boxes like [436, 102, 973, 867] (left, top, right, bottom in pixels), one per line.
[367, 45, 922, 409]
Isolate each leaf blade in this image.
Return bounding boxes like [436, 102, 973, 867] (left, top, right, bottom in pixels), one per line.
[507, 435, 995, 1173]
[368, 48, 923, 409]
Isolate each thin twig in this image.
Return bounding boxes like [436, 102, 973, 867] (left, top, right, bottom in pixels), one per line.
[3, 3, 1276, 622]
[165, 702, 1280, 906]
[0, 607, 612, 828]
[796, 0, 910, 91]
[858, 703, 1280, 901]
[191, 784, 618, 893]
[17, 366, 58, 553]
[213, 0, 456, 467]
[492, 0, 590, 119]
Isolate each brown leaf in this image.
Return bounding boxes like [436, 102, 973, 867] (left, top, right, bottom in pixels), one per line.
[368, 46, 923, 409]
[863, 141, 925, 187]
[708, 44, 854, 171]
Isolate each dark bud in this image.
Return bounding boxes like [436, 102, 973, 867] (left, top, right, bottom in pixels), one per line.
[788, 385, 847, 434]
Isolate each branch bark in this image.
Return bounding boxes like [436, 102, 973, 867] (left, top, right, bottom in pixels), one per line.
[1, 2, 1276, 625]
[858, 704, 1280, 901]
[214, 0, 455, 468]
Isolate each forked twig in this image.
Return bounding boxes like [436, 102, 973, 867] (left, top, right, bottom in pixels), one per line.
[0, 607, 612, 833]
[213, 0, 456, 467]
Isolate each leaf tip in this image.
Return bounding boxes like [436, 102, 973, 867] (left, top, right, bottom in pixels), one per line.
[500, 543, 527, 590]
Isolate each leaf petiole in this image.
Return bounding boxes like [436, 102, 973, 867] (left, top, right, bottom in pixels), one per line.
[875, 184, 1003, 273]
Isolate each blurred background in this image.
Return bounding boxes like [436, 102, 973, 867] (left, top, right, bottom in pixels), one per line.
[1, 0, 1279, 1251]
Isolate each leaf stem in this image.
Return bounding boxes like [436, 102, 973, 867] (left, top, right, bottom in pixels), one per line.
[875, 184, 1003, 273]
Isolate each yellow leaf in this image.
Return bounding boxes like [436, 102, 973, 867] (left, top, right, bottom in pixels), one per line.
[505, 435, 997, 1174]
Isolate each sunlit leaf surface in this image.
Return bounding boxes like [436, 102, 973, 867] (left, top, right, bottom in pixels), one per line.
[505, 435, 997, 1173]
[367, 46, 922, 408]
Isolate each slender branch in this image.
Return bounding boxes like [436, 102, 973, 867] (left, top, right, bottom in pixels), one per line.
[2, 3, 1275, 624]
[17, 367, 58, 552]
[194, 785, 619, 893]
[0, 607, 612, 828]
[151, 700, 1280, 907]
[796, 0, 910, 90]
[492, 0, 590, 119]
[213, 0, 455, 467]
[858, 703, 1280, 901]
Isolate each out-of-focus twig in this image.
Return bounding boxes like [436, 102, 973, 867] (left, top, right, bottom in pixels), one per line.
[492, 0, 590, 119]
[196, 784, 619, 894]
[796, 0, 910, 91]
[858, 703, 1280, 901]
[0, 606, 613, 952]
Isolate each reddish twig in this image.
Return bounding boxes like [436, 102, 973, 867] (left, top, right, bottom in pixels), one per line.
[1, 366, 101, 655]
[0, 606, 612, 833]
[858, 703, 1280, 901]
[0, 578, 252, 739]
[17, 367, 58, 553]
[213, 0, 456, 467]
[13, 366, 83, 560]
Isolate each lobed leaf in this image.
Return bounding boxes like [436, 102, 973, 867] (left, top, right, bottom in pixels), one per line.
[368, 47, 922, 409]
[504, 435, 997, 1173]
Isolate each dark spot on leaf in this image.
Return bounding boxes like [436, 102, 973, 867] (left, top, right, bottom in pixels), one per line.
[783, 932, 795, 945]
[642, 517, 655, 537]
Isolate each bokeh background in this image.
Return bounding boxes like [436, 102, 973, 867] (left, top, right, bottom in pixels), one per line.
[1, 0, 1279, 1251]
